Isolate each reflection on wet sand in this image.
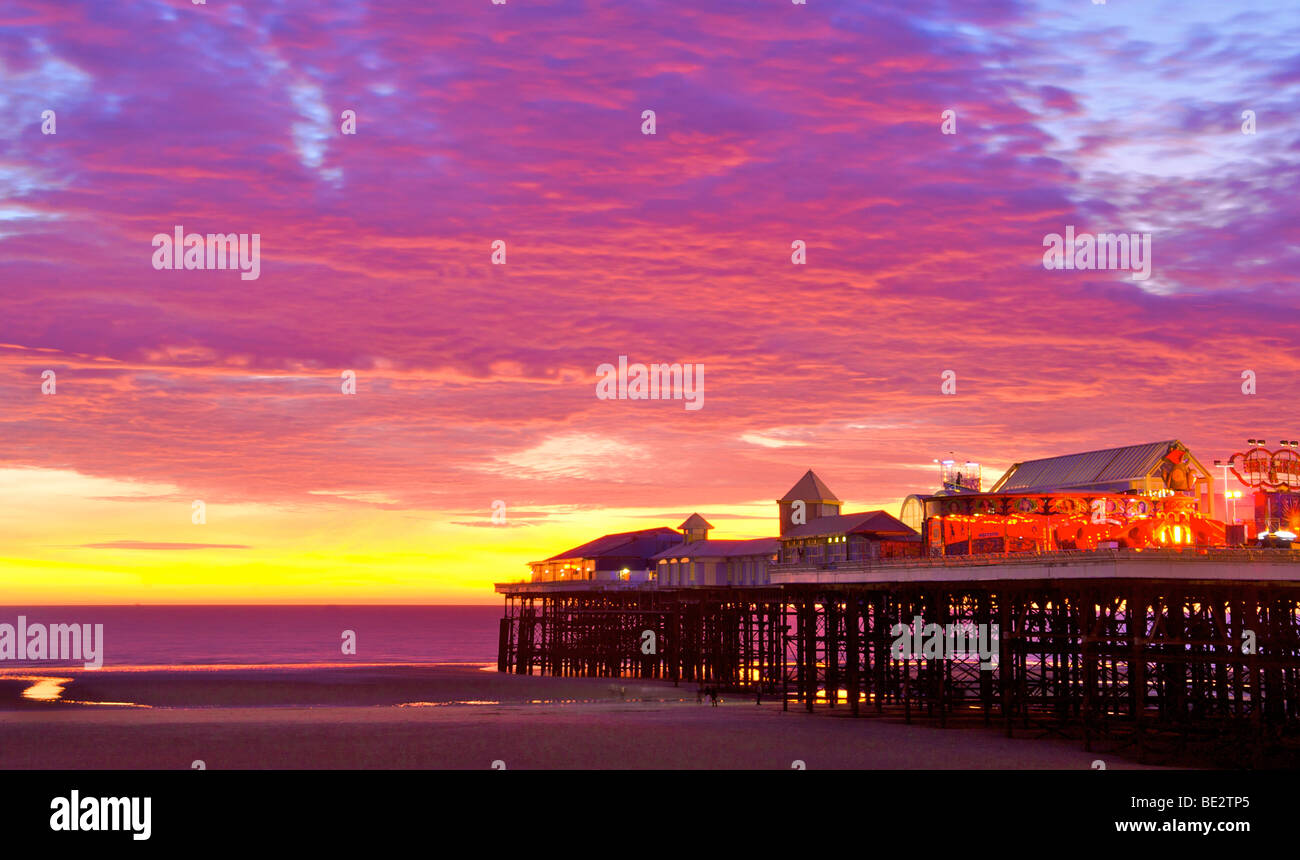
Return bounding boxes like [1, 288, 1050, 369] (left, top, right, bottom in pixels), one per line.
[0, 664, 688, 710]
[19, 676, 71, 701]
[14, 675, 149, 707]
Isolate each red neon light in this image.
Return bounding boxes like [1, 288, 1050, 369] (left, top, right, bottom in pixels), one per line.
[1228, 447, 1300, 490]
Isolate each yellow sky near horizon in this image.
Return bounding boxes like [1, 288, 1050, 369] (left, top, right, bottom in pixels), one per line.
[2, 466, 874, 604]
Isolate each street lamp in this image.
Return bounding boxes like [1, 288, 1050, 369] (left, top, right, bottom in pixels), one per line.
[1226, 489, 1243, 523]
[1214, 458, 1245, 524]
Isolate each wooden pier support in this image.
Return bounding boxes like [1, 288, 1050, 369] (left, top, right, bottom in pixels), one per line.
[499, 579, 1300, 764]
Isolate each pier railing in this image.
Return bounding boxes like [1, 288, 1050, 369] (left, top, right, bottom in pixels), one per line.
[770, 546, 1300, 575]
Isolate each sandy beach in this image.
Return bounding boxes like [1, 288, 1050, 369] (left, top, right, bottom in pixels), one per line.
[0, 664, 1146, 769]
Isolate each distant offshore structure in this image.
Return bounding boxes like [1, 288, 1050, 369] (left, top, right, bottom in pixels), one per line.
[495, 439, 1300, 765]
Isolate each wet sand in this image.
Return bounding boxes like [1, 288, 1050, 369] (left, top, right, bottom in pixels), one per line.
[0, 664, 1149, 769]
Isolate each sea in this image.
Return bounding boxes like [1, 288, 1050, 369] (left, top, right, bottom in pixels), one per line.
[0, 605, 502, 669]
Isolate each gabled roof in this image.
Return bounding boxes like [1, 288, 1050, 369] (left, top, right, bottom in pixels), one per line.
[779, 470, 841, 503]
[651, 537, 780, 562]
[541, 527, 680, 562]
[679, 513, 714, 531]
[990, 440, 1188, 494]
[782, 510, 918, 540]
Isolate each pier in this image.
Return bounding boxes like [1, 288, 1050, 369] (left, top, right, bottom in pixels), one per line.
[498, 548, 1300, 764]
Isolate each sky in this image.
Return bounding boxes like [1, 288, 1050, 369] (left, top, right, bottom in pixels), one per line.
[0, 0, 1297, 603]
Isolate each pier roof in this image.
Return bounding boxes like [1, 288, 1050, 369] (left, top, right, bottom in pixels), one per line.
[651, 537, 779, 561]
[678, 513, 714, 531]
[782, 510, 918, 540]
[990, 440, 1189, 494]
[540, 527, 681, 562]
[779, 470, 841, 503]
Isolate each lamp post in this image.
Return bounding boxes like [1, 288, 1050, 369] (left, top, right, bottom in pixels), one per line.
[1214, 459, 1239, 524]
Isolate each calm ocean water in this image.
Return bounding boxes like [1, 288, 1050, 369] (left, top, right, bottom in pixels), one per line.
[0, 605, 502, 668]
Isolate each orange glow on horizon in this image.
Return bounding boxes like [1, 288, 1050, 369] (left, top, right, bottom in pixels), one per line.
[0, 466, 800, 604]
